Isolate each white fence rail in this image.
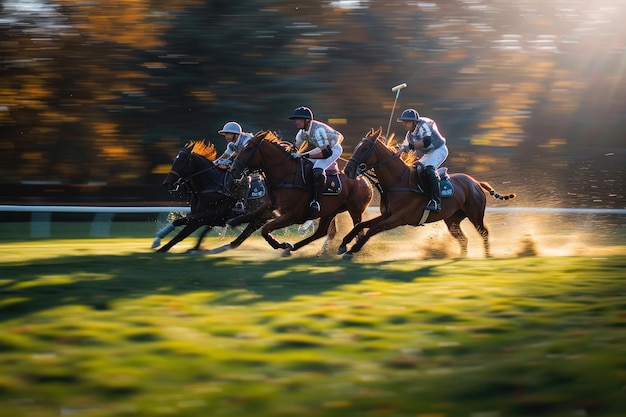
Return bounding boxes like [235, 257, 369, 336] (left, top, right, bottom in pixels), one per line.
[1, 205, 625, 238]
[0, 205, 190, 238]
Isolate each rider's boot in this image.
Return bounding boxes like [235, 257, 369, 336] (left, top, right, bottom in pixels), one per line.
[310, 168, 325, 212]
[424, 165, 442, 212]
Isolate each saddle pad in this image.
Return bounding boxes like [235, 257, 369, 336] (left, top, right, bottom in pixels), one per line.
[323, 174, 342, 195]
[248, 178, 267, 199]
[440, 178, 454, 197]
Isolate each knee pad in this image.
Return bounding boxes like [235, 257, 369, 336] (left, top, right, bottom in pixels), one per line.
[313, 168, 324, 179]
[424, 165, 439, 181]
[312, 168, 325, 186]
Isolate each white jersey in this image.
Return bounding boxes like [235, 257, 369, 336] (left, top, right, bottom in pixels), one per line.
[221, 132, 254, 158]
[400, 117, 446, 153]
[295, 120, 343, 149]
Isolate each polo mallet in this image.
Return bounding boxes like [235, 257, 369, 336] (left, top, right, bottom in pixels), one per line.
[385, 83, 407, 139]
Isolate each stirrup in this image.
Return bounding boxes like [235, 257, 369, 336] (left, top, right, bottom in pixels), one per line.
[233, 202, 246, 214]
[309, 200, 321, 212]
[425, 199, 441, 212]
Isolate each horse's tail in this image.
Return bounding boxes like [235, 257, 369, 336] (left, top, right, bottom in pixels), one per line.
[479, 182, 516, 201]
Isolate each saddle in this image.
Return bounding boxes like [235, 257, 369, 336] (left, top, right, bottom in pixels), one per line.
[411, 162, 454, 197]
[301, 159, 343, 196]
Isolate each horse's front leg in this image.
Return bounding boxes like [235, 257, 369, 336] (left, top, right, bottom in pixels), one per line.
[291, 215, 336, 254]
[152, 215, 191, 250]
[190, 226, 214, 252]
[156, 221, 201, 253]
[208, 216, 267, 254]
[227, 201, 273, 227]
[337, 215, 384, 255]
[319, 217, 337, 254]
[152, 222, 176, 249]
[342, 215, 402, 260]
[260, 214, 300, 254]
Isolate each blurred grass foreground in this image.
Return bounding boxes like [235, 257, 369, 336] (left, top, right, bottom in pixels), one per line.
[1, 238, 625, 417]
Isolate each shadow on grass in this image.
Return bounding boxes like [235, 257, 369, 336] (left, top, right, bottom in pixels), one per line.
[0, 251, 451, 320]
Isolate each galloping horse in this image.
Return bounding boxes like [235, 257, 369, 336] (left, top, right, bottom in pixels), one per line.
[228, 130, 373, 256]
[339, 128, 515, 260]
[153, 140, 271, 253]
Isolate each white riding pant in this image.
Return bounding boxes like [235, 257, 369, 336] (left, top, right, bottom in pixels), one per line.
[313, 143, 343, 172]
[419, 144, 448, 169]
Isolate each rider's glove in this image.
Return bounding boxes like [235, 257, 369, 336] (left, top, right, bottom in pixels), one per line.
[215, 158, 231, 166]
[291, 152, 307, 159]
[400, 145, 411, 153]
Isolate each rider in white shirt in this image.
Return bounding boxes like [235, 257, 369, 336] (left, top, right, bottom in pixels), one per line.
[288, 106, 344, 212]
[215, 121, 254, 213]
[215, 121, 254, 165]
[397, 108, 449, 212]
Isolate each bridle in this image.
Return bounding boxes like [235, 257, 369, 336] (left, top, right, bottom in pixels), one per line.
[349, 136, 402, 176]
[348, 136, 408, 193]
[230, 135, 293, 186]
[168, 148, 215, 193]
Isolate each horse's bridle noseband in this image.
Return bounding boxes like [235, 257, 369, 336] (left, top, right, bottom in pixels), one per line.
[168, 148, 214, 192]
[349, 136, 401, 176]
[230, 135, 293, 185]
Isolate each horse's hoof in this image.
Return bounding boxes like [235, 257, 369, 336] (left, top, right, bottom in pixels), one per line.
[281, 248, 292, 257]
[151, 238, 161, 249]
[337, 245, 347, 255]
[341, 252, 354, 261]
[207, 244, 232, 254]
[186, 248, 203, 254]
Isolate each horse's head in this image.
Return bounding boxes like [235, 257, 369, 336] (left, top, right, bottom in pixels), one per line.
[163, 140, 216, 192]
[230, 130, 291, 180]
[344, 127, 392, 179]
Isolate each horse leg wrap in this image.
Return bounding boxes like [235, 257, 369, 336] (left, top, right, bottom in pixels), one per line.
[157, 223, 176, 238]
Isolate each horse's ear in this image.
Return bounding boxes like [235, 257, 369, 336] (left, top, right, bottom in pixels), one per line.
[365, 128, 374, 137]
[374, 127, 383, 138]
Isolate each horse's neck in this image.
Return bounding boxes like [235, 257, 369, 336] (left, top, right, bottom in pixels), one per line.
[373, 146, 410, 186]
[190, 156, 221, 187]
[259, 143, 293, 174]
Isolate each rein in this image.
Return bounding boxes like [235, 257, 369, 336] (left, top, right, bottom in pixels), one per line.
[233, 136, 298, 188]
[349, 136, 402, 176]
[349, 136, 408, 193]
[170, 151, 223, 195]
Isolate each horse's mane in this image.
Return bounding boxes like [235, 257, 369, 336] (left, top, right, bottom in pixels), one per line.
[366, 127, 415, 166]
[255, 130, 293, 152]
[187, 140, 217, 161]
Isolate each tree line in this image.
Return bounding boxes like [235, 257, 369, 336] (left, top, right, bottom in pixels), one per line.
[1, 0, 623, 206]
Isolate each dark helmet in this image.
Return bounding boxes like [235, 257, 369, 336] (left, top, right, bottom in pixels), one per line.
[397, 108, 420, 122]
[289, 106, 314, 120]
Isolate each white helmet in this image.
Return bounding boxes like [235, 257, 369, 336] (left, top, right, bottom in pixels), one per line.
[218, 121, 242, 135]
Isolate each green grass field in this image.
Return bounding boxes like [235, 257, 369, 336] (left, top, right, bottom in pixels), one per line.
[1, 232, 626, 417]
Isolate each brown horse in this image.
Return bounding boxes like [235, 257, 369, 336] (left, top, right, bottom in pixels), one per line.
[340, 128, 515, 260]
[228, 130, 373, 256]
[155, 140, 272, 253]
